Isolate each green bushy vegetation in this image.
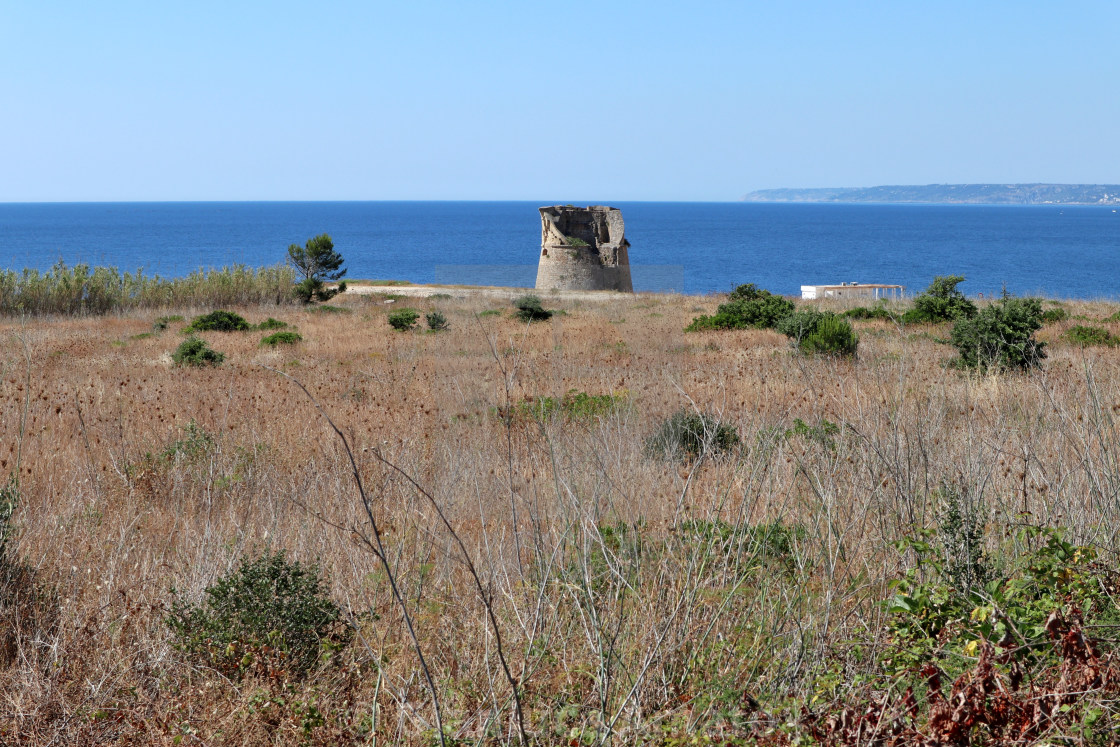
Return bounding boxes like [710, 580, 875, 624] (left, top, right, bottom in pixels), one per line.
[1041, 305, 1070, 323]
[0, 262, 298, 316]
[152, 315, 183, 331]
[950, 296, 1045, 372]
[1063, 324, 1119, 347]
[261, 331, 303, 347]
[257, 317, 288, 330]
[172, 336, 225, 366]
[513, 295, 553, 322]
[167, 550, 349, 680]
[842, 303, 899, 321]
[288, 234, 346, 303]
[185, 309, 251, 332]
[777, 309, 859, 357]
[646, 410, 740, 461]
[902, 275, 978, 324]
[387, 309, 420, 331]
[685, 283, 794, 331]
[425, 310, 449, 331]
[504, 389, 627, 422]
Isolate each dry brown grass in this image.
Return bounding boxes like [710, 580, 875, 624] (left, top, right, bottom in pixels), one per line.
[1, 292, 1119, 744]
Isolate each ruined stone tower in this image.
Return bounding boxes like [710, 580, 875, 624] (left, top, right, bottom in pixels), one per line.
[535, 205, 633, 292]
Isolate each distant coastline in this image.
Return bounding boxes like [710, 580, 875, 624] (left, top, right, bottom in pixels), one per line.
[742, 184, 1120, 206]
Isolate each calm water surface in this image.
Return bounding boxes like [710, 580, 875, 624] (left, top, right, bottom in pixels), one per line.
[1, 201, 1118, 298]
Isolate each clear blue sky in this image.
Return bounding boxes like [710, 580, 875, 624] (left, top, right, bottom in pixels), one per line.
[3, 2, 1117, 201]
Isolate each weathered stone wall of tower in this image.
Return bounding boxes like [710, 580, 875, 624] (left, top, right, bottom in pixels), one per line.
[535, 205, 633, 292]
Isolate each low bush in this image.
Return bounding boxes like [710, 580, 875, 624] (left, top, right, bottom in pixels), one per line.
[261, 331, 303, 346]
[686, 283, 794, 332]
[503, 390, 627, 422]
[387, 309, 420, 331]
[167, 550, 349, 680]
[152, 315, 183, 331]
[294, 277, 342, 304]
[1063, 324, 1119, 347]
[902, 275, 977, 324]
[1041, 306, 1069, 323]
[172, 336, 225, 366]
[842, 304, 898, 321]
[950, 296, 1045, 372]
[646, 410, 740, 461]
[513, 295, 553, 322]
[777, 309, 858, 357]
[257, 317, 288, 330]
[185, 310, 251, 332]
[425, 310, 449, 331]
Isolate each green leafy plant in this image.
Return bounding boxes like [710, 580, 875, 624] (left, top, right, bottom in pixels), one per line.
[902, 275, 977, 324]
[425, 310, 450, 331]
[185, 310, 251, 332]
[777, 310, 858, 356]
[172, 336, 225, 366]
[565, 236, 590, 247]
[787, 417, 840, 448]
[153, 315, 183, 331]
[885, 525, 1107, 679]
[167, 550, 349, 680]
[1063, 324, 1119, 347]
[261, 331, 303, 347]
[503, 390, 627, 422]
[387, 309, 420, 331]
[513, 295, 553, 322]
[646, 410, 740, 461]
[842, 303, 899, 321]
[257, 317, 288, 330]
[950, 296, 1046, 372]
[686, 283, 794, 332]
[1041, 305, 1069, 324]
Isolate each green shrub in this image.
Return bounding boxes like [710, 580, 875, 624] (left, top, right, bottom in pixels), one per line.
[505, 390, 627, 422]
[646, 410, 740, 461]
[387, 309, 420, 331]
[902, 275, 977, 324]
[1063, 324, 1119, 347]
[777, 310, 858, 357]
[1041, 306, 1069, 324]
[885, 525, 1105, 680]
[294, 277, 342, 303]
[842, 304, 898, 321]
[513, 295, 553, 322]
[172, 336, 225, 366]
[950, 296, 1046, 372]
[425, 311, 449, 331]
[185, 310, 251, 332]
[153, 315, 183, 331]
[686, 283, 794, 332]
[478, 309, 502, 318]
[257, 317, 288, 330]
[261, 331, 303, 346]
[167, 550, 349, 679]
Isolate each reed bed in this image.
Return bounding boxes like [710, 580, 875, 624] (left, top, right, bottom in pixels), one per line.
[0, 262, 298, 315]
[0, 291, 1118, 745]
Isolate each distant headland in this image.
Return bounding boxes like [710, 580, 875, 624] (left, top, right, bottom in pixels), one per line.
[742, 184, 1120, 205]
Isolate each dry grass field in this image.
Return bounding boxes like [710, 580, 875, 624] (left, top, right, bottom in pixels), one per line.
[2, 290, 1119, 745]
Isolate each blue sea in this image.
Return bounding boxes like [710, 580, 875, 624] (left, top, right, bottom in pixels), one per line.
[1, 201, 1118, 298]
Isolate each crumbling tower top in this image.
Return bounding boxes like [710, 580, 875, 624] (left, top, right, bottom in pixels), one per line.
[535, 205, 633, 292]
